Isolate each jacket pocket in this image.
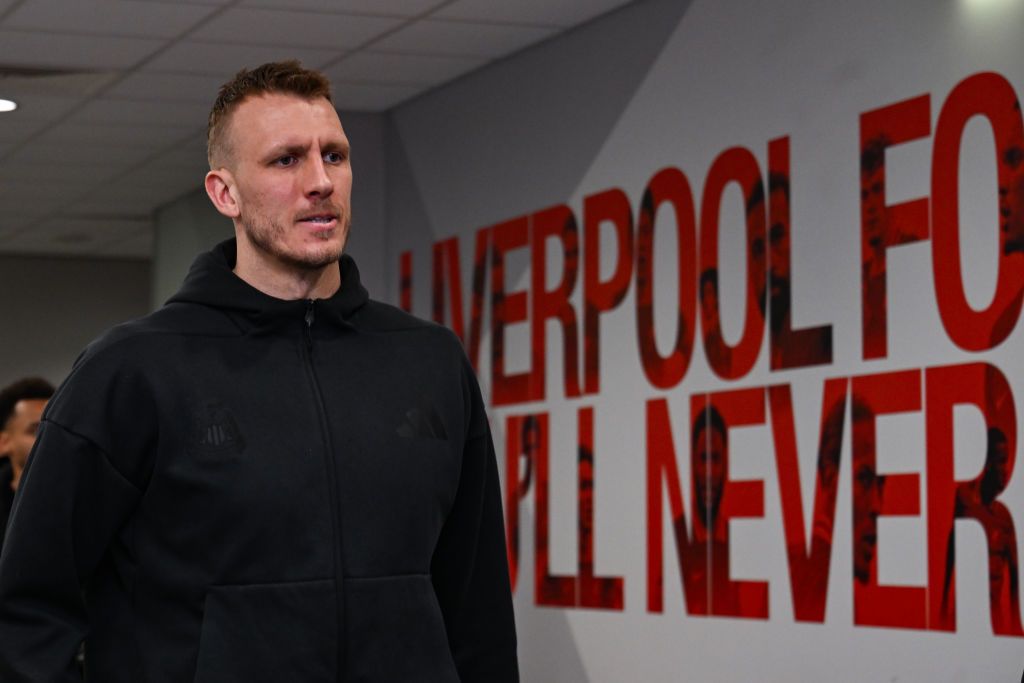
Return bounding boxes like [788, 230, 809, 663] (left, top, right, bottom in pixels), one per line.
[193, 578, 336, 683]
[344, 574, 461, 682]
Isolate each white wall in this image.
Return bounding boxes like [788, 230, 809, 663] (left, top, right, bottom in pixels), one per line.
[383, 0, 1024, 680]
[0, 254, 150, 387]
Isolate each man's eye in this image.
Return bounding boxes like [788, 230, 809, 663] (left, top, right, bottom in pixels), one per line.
[324, 151, 346, 164]
[275, 155, 297, 167]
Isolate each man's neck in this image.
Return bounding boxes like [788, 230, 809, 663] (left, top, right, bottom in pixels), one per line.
[233, 249, 341, 301]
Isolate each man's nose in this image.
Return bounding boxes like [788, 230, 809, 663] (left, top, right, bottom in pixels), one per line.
[305, 155, 333, 197]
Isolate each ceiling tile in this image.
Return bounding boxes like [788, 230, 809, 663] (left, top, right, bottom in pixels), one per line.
[146, 41, 340, 76]
[3, 0, 217, 38]
[69, 98, 210, 127]
[326, 51, 485, 85]
[6, 141, 160, 168]
[36, 121, 197, 149]
[0, 162, 124, 185]
[191, 8, 401, 49]
[106, 71, 227, 104]
[238, 0, 442, 16]
[0, 29, 164, 69]
[0, 181, 97, 215]
[75, 169, 198, 209]
[372, 19, 557, 57]
[434, 0, 632, 27]
[331, 82, 423, 111]
[0, 117, 51, 142]
[119, 0, 231, 5]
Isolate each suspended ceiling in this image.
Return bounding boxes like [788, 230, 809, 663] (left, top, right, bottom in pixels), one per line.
[0, 0, 635, 259]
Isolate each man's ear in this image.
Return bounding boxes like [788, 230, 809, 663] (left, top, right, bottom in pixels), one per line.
[0, 430, 10, 458]
[205, 168, 241, 219]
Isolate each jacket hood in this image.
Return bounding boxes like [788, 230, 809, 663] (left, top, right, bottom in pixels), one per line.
[168, 239, 369, 329]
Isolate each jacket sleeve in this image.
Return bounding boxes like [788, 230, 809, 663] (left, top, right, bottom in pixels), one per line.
[0, 341, 151, 682]
[430, 361, 519, 682]
[0, 420, 143, 682]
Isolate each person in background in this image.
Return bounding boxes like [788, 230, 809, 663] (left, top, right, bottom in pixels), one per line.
[0, 377, 53, 551]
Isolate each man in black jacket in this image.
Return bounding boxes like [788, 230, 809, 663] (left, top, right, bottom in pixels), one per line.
[0, 61, 518, 682]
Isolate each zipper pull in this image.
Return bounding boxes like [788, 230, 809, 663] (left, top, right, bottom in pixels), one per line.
[304, 300, 315, 348]
[305, 299, 316, 328]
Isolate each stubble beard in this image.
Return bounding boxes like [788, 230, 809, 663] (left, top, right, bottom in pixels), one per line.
[241, 207, 350, 271]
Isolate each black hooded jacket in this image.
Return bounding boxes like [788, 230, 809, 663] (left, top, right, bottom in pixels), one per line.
[0, 240, 518, 682]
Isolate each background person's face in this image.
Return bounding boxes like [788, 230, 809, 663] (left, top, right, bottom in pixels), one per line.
[998, 114, 1024, 256]
[0, 398, 47, 486]
[861, 167, 886, 260]
[768, 187, 791, 293]
[579, 457, 594, 563]
[852, 419, 882, 583]
[694, 426, 726, 516]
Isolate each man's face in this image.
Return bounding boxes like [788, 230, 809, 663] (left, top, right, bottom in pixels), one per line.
[578, 456, 594, 565]
[767, 188, 792, 331]
[694, 425, 726, 519]
[861, 167, 886, 262]
[768, 188, 791, 295]
[998, 106, 1024, 256]
[852, 419, 883, 584]
[700, 278, 719, 334]
[748, 200, 767, 316]
[1, 398, 47, 482]
[224, 93, 352, 271]
[635, 198, 654, 306]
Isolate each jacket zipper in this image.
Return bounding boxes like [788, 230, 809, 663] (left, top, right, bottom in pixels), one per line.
[301, 299, 348, 680]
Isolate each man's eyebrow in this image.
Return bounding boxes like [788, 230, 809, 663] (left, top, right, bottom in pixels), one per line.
[267, 143, 308, 157]
[322, 139, 350, 152]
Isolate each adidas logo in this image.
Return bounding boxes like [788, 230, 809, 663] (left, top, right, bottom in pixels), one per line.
[396, 400, 447, 441]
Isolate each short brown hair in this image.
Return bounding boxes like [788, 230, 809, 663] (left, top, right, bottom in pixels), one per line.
[207, 60, 332, 168]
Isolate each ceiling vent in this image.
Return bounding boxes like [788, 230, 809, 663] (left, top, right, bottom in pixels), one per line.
[0, 65, 117, 97]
